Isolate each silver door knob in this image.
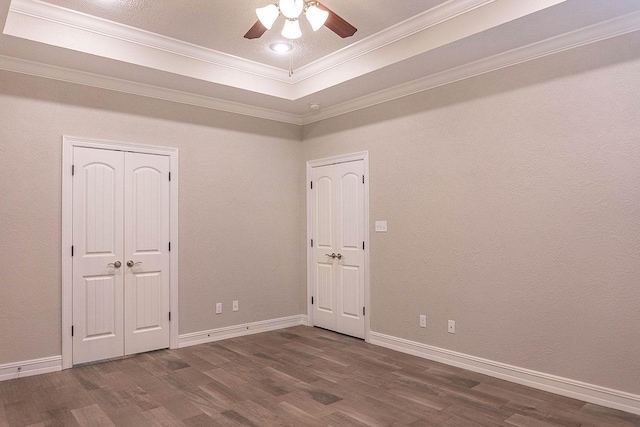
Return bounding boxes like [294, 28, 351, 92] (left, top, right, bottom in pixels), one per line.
[107, 261, 122, 268]
[127, 260, 142, 267]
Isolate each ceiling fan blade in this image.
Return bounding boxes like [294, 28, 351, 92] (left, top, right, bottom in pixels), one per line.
[317, 2, 357, 38]
[244, 20, 268, 39]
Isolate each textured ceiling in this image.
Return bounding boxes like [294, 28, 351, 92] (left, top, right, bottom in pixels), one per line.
[1, 0, 639, 123]
[40, 0, 447, 69]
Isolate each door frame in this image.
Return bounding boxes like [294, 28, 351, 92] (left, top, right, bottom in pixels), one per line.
[306, 151, 370, 342]
[61, 136, 179, 369]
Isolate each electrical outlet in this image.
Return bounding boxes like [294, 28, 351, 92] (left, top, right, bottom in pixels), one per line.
[375, 221, 388, 232]
[448, 320, 456, 334]
[233, 300, 239, 312]
[216, 303, 222, 314]
[419, 315, 427, 328]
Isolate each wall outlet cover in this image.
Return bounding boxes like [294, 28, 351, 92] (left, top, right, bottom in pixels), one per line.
[420, 315, 427, 328]
[448, 320, 456, 334]
[216, 303, 222, 314]
[233, 300, 239, 311]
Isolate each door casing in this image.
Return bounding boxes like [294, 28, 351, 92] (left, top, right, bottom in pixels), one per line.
[306, 151, 370, 341]
[62, 136, 179, 369]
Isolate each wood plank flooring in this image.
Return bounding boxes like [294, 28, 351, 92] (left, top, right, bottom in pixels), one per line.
[0, 326, 638, 426]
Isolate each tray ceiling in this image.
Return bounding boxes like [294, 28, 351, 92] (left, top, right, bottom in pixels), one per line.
[1, 0, 640, 124]
[39, 0, 449, 70]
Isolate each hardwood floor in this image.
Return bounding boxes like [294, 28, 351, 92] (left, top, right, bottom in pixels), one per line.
[0, 326, 638, 426]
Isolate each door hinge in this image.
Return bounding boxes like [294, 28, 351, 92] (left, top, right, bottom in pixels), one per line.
[362, 175, 364, 184]
[169, 172, 171, 181]
[169, 312, 172, 321]
[311, 239, 313, 247]
[71, 245, 74, 256]
[363, 307, 366, 316]
[311, 296, 314, 305]
[310, 181, 313, 189]
[72, 165, 75, 176]
[363, 241, 365, 250]
[71, 326, 74, 337]
[169, 241, 171, 251]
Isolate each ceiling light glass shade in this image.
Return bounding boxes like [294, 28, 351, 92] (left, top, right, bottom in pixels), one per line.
[305, 4, 329, 31]
[256, 4, 279, 29]
[279, 0, 304, 19]
[281, 19, 302, 39]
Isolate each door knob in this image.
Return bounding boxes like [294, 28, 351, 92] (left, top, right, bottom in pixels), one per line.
[325, 253, 337, 259]
[107, 261, 122, 268]
[127, 260, 142, 267]
[336, 253, 343, 260]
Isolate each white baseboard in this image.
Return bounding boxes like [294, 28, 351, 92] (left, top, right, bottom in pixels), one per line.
[0, 356, 62, 382]
[178, 314, 308, 348]
[369, 331, 640, 416]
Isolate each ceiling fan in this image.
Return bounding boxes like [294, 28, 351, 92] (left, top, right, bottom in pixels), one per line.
[244, 0, 357, 40]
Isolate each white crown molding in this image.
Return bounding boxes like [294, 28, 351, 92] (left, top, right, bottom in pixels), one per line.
[0, 54, 302, 125]
[178, 315, 308, 348]
[5, 0, 566, 101]
[9, 0, 289, 82]
[5, 0, 294, 99]
[370, 331, 640, 416]
[301, 9, 640, 125]
[8, 0, 497, 87]
[0, 356, 62, 381]
[290, 0, 496, 83]
[0, 8, 638, 126]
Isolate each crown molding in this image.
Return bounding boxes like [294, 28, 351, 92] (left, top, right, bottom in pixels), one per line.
[9, 0, 289, 81]
[0, 8, 637, 127]
[301, 9, 640, 125]
[6, 0, 557, 100]
[290, 0, 496, 83]
[6, 0, 295, 98]
[8, 0, 497, 87]
[0, 54, 302, 125]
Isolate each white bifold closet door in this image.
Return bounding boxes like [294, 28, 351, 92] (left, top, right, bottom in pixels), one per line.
[72, 147, 170, 365]
[311, 160, 365, 339]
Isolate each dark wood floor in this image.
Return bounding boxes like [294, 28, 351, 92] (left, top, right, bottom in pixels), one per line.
[0, 326, 638, 427]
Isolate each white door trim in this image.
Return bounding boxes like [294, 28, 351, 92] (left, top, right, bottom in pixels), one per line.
[62, 135, 179, 369]
[306, 151, 370, 342]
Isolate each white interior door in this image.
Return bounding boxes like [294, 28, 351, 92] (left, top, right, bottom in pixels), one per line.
[73, 147, 170, 365]
[311, 160, 365, 338]
[72, 147, 125, 364]
[124, 152, 171, 355]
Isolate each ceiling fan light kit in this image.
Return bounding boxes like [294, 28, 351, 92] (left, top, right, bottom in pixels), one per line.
[248, 0, 353, 40]
[255, 4, 279, 30]
[282, 19, 302, 39]
[305, 4, 330, 31]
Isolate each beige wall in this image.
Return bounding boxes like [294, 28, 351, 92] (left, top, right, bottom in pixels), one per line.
[1, 30, 639, 397]
[0, 72, 304, 364]
[302, 33, 640, 395]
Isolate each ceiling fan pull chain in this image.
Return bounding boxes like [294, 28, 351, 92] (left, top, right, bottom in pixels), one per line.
[289, 40, 295, 77]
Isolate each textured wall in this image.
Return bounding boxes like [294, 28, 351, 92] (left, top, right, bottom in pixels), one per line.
[0, 71, 303, 364]
[1, 28, 639, 399]
[302, 33, 640, 395]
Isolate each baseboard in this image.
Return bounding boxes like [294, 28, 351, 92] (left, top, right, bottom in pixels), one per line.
[0, 356, 62, 382]
[178, 314, 308, 348]
[369, 331, 640, 416]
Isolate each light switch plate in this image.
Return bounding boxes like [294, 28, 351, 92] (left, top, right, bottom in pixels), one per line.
[216, 303, 222, 314]
[233, 300, 239, 312]
[420, 315, 427, 328]
[375, 221, 387, 232]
